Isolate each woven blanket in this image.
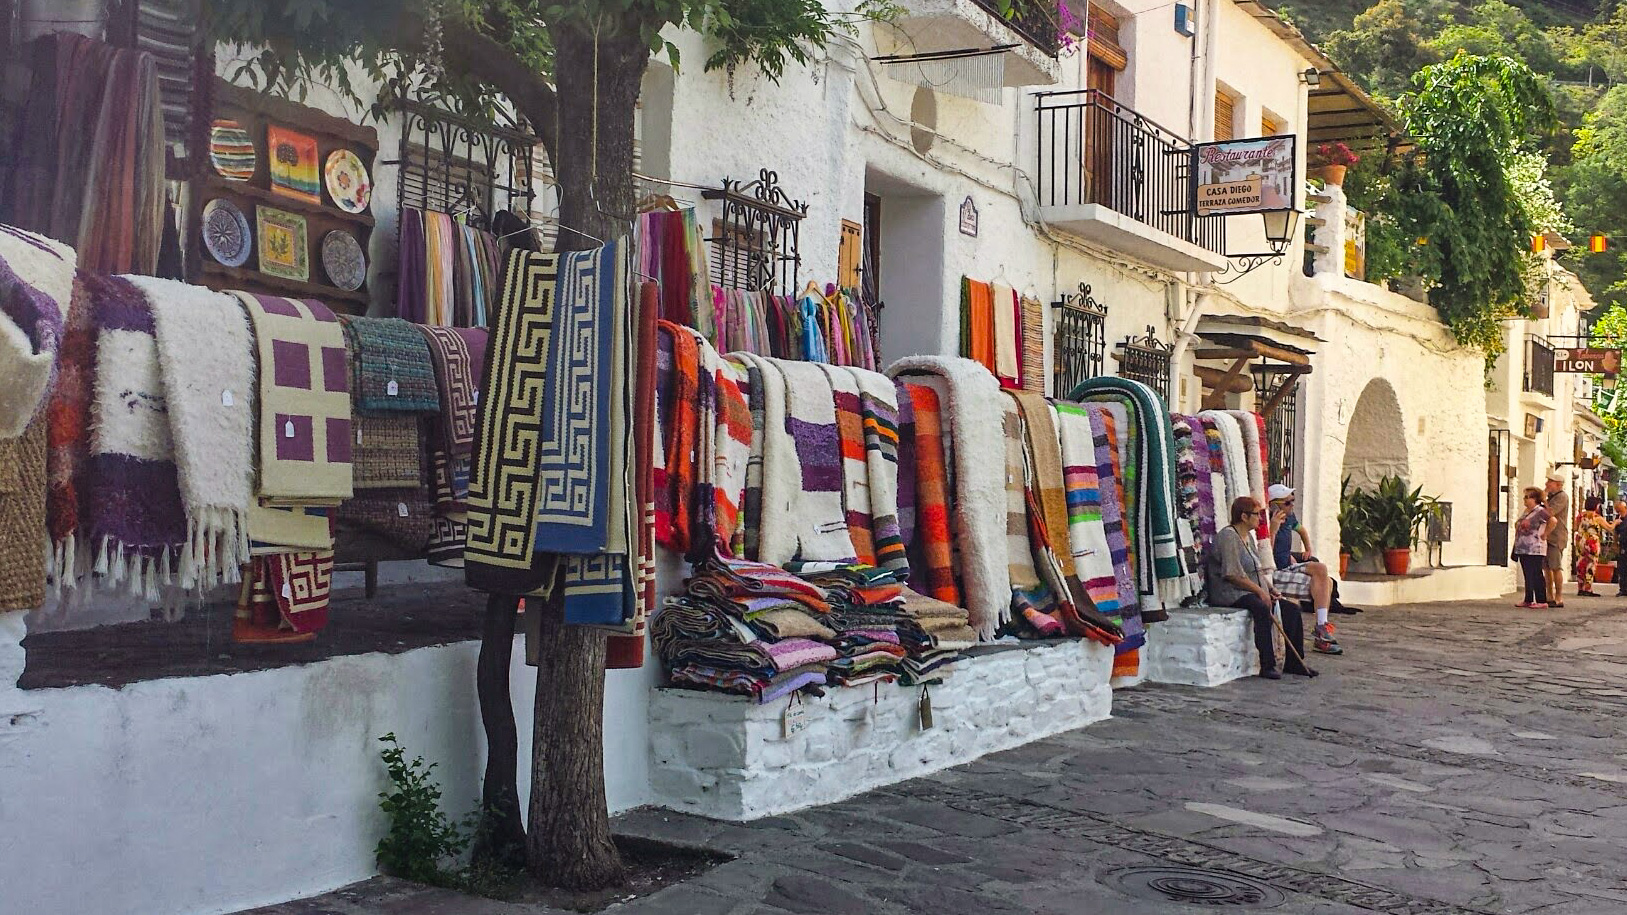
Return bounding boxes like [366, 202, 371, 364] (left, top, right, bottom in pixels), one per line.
[893, 380, 918, 548]
[0, 226, 73, 438]
[1011, 391, 1073, 577]
[341, 316, 440, 413]
[1076, 377, 1191, 611]
[417, 325, 488, 455]
[45, 270, 97, 583]
[1171, 415, 1210, 586]
[249, 502, 333, 553]
[1211, 410, 1269, 572]
[1198, 416, 1229, 541]
[852, 368, 907, 577]
[130, 276, 255, 589]
[776, 359, 859, 562]
[1179, 414, 1219, 556]
[236, 549, 333, 638]
[233, 292, 353, 504]
[85, 274, 185, 597]
[353, 414, 423, 489]
[607, 279, 660, 666]
[0, 421, 47, 609]
[1238, 411, 1274, 558]
[706, 350, 752, 558]
[726, 352, 798, 565]
[1083, 403, 1143, 646]
[1020, 295, 1044, 394]
[991, 282, 1020, 386]
[961, 278, 995, 373]
[1203, 410, 1249, 522]
[823, 365, 876, 565]
[1002, 398, 1047, 613]
[1056, 403, 1120, 616]
[889, 356, 1010, 641]
[653, 321, 695, 553]
[899, 382, 959, 607]
[336, 487, 433, 554]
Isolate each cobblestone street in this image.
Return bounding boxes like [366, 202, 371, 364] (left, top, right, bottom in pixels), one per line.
[244, 595, 1627, 915]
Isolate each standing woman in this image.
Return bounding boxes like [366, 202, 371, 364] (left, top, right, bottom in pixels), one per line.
[1208, 496, 1315, 679]
[1514, 487, 1552, 608]
[1575, 497, 1606, 597]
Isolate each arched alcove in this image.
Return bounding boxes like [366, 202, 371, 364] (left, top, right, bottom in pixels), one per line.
[1342, 378, 1410, 489]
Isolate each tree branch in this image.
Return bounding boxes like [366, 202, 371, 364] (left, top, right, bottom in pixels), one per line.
[441, 18, 559, 158]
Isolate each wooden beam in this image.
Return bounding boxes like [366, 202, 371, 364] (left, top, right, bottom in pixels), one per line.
[1201, 356, 1253, 410]
[1193, 342, 1311, 366]
[1193, 347, 1255, 361]
[1260, 374, 1301, 419]
[1194, 364, 1255, 394]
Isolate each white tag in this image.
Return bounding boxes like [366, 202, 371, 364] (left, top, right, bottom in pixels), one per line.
[356, 427, 363, 444]
[386, 379, 399, 397]
[284, 420, 295, 438]
[220, 389, 234, 407]
[782, 699, 809, 738]
[472, 388, 480, 404]
[397, 502, 410, 517]
[280, 581, 292, 599]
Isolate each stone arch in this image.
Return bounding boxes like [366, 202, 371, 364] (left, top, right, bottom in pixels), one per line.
[1342, 378, 1410, 490]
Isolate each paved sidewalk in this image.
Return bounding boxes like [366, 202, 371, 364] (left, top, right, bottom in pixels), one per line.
[241, 595, 1627, 914]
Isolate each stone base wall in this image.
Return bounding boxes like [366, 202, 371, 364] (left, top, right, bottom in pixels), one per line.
[648, 638, 1114, 821]
[1142, 607, 1259, 687]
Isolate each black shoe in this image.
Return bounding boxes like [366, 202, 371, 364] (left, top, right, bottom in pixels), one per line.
[1331, 604, 1364, 614]
[1259, 668, 1282, 680]
[1286, 665, 1319, 678]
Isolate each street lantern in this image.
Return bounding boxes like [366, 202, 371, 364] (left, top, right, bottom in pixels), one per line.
[1262, 208, 1302, 256]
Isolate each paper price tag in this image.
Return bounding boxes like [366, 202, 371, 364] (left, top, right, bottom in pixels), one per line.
[356, 427, 363, 444]
[472, 388, 480, 404]
[220, 389, 234, 407]
[397, 502, 409, 517]
[782, 699, 809, 739]
[386, 379, 399, 397]
[284, 420, 296, 439]
[280, 581, 292, 599]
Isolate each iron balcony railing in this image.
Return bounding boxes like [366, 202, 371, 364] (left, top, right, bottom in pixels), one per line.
[1034, 89, 1225, 255]
[971, 0, 1060, 56]
[1525, 336, 1556, 396]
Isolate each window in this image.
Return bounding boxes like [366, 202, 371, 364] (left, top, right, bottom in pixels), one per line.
[1054, 283, 1107, 396]
[1085, 4, 1127, 99]
[1214, 90, 1237, 142]
[1262, 111, 1283, 137]
[1115, 326, 1174, 403]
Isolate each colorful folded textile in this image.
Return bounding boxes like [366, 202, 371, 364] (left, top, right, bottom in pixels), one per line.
[352, 413, 422, 490]
[852, 368, 908, 577]
[726, 352, 798, 565]
[233, 292, 353, 505]
[1002, 398, 1057, 633]
[1056, 403, 1119, 617]
[889, 356, 1010, 641]
[235, 548, 333, 641]
[750, 607, 837, 640]
[0, 226, 74, 439]
[248, 502, 333, 553]
[341, 316, 440, 414]
[668, 664, 829, 703]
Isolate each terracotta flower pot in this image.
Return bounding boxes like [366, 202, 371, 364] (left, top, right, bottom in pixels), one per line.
[1339, 553, 1351, 578]
[1597, 562, 1616, 584]
[1383, 547, 1411, 576]
[1313, 164, 1348, 186]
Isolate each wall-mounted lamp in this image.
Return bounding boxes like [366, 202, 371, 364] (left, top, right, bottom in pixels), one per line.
[1218, 209, 1303, 283]
[1300, 68, 1322, 87]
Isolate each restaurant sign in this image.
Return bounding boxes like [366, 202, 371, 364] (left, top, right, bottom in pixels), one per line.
[1192, 136, 1297, 217]
[1554, 347, 1622, 375]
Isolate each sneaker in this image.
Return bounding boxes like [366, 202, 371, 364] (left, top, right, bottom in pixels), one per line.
[1314, 624, 1343, 655]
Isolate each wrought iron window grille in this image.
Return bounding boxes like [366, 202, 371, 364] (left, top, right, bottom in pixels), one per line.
[1115, 325, 1174, 402]
[381, 98, 541, 232]
[1253, 364, 1299, 483]
[1524, 335, 1556, 397]
[1053, 282, 1108, 396]
[702, 169, 807, 294]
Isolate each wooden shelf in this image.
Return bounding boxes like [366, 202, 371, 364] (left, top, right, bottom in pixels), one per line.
[199, 173, 375, 226]
[197, 260, 368, 309]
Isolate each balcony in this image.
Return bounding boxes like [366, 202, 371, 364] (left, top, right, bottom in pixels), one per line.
[880, 0, 1061, 88]
[1524, 336, 1556, 398]
[1034, 90, 1228, 273]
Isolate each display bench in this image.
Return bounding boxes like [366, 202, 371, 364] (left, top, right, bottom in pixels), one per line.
[1141, 606, 1259, 688]
[648, 637, 1114, 821]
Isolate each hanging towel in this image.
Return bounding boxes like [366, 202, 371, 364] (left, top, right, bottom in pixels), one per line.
[128, 275, 255, 589]
[991, 282, 1020, 386]
[233, 292, 354, 505]
[775, 359, 859, 562]
[961, 278, 996, 373]
[396, 207, 427, 322]
[888, 355, 1010, 641]
[84, 275, 185, 597]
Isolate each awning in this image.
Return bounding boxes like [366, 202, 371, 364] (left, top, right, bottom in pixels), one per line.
[1192, 317, 1321, 414]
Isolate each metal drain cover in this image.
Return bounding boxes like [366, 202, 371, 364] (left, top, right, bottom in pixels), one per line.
[1103, 865, 1287, 908]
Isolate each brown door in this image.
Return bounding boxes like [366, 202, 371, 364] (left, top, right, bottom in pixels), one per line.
[1083, 4, 1125, 209]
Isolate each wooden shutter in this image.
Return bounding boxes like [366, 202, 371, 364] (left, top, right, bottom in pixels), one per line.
[1214, 90, 1236, 142]
[1262, 112, 1283, 137]
[838, 220, 863, 289]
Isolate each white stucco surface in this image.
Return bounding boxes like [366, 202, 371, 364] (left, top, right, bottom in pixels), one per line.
[1142, 606, 1258, 687]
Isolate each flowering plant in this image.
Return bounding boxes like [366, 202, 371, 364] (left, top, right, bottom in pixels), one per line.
[1313, 143, 1361, 168]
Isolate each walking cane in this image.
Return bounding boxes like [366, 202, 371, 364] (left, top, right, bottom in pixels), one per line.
[1270, 599, 1310, 671]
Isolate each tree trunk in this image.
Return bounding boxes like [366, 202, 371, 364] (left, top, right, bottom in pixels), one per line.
[471, 593, 525, 870]
[521, 19, 649, 891]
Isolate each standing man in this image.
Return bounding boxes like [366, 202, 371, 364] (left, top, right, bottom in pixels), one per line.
[1266, 483, 1342, 655]
[1612, 499, 1627, 598]
[1543, 471, 1571, 608]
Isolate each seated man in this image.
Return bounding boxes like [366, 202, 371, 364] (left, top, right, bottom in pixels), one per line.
[1266, 483, 1342, 656]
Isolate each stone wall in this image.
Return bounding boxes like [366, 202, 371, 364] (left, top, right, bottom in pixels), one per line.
[648, 638, 1115, 821]
[1143, 607, 1260, 687]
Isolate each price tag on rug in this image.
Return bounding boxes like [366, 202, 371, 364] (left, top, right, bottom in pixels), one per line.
[472, 388, 480, 404]
[283, 420, 295, 439]
[918, 686, 934, 731]
[356, 427, 363, 444]
[397, 502, 409, 517]
[386, 379, 399, 397]
[220, 389, 233, 407]
[782, 694, 809, 739]
[281, 581, 292, 599]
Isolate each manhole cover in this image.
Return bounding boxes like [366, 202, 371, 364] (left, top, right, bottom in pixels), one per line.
[1103, 865, 1287, 908]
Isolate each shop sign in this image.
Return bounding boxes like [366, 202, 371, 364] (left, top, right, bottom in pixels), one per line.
[782, 697, 809, 738]
[1192, 135, 1297, 217]
[959, 196, 979, 237]
[1555, 347, 1621, 375]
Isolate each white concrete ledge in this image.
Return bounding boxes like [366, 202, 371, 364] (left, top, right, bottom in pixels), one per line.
[1142, 606, 1259, 687]
[648, 638, 1114, 821]
[1341, 564, 1514, 606]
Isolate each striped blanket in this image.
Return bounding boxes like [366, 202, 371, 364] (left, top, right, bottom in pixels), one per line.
[728, 352, 799, 565]
[852, 368, 908, 577]
[823, 365, 875, 565]
[1055, 403, 1122, 619]
[899, 382, 959, 607]
[776, 360, 858, 562]
[1003, 398, 1058, 635]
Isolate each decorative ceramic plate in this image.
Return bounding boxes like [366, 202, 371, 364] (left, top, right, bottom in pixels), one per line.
[201, 198, 252, 267]
[321, 229, 366, 291]
[209, 119, 256, 181]
[256, 206, 309, 282]
[324, 148, 371, 214]
[267, 125, 321, 204]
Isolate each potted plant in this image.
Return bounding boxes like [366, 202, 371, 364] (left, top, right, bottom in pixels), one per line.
[1311, 143, 1360, 187]
[1364, 476, 1437, 576]
[1337, 476, 1371, 577]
